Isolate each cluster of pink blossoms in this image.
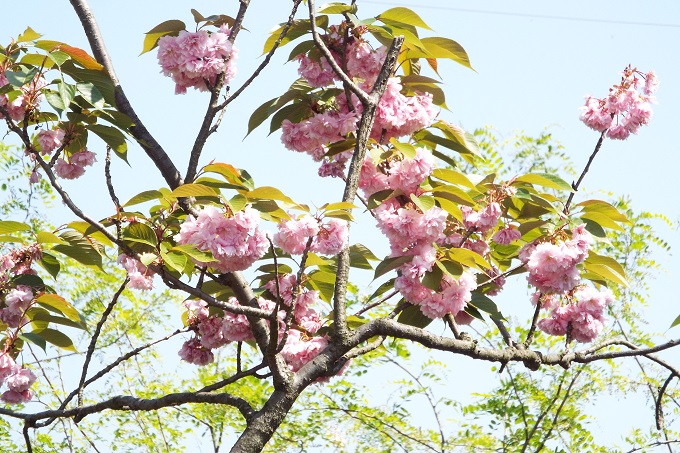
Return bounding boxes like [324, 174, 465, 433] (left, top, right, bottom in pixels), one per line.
[175, 205, 268, 273]
[273, 214, 348, 257]
[280, 25, 437, 178]
[0, 352, 36, 404]
[519, 225, 616, 342]
[36, 128, 65, 156]
[358, 145, 483, 319]
[53, 148, 96, 180]
[521, 224, 592, 294]
[179, 275, 332, 375]
[0, 243, 42, 285]
[157, 26, 237, 94]
[117, 254, 155, 290]
[0, 245, 43, 404]
[0, 69, 47, 122]
[535, 286, 614, 343]
[580, 65, 658, 140]
[0, 285, 33, 329]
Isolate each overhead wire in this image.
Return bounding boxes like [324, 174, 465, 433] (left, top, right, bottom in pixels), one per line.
[361, 0, 680, 28]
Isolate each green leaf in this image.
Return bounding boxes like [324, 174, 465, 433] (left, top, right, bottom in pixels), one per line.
[19, 333, 47, 352]
[422, 265, 443, 291]
[33, 328, 78, 352]
[269, 102, 312, 135]
[123, 223, 158, 247]
[171, 244, 215, 263]
[246, 90, 302, 136]
[36, 294, 81, 323]
[421, 37, 472, 70]
[38, 253, 61, 279]
[86, 124, 127, 161]
[52, 231, 103, 268]
[430, 168, 477, 190]
[433, 186, 476, 206]
[374, 255, 413, 280]
[0, 221, 31, 235]
[348, 244, 379, 270]
[36, 231, 68, 245]
[584, 251, 627, 280]
[389, 138, 417, 159]
[576, 199, 629, 223]
[123, 190, 164, 207]
[262, 18, 327, 55]
[469, 292, 504, 320]
[583, 263, 628, 288]
[31, 311, 86, 330]
[17, 27, 42, 43]
[246, 186, 298, 206]
[428, 123, 481, 156]
[580, 212, 624, 232]
[203, 163, 248, 187]
[670, 314, 680, 329]
[76, 82, 106, 110]
[515, 173, 574, 192]
[12, 274, 45, 289]
[446, 248, 491, 270]
[410, 193, 435, 212]
[170, 183, 219, 198]
[377, 7, 433, 30]
[58, 61, 115, 105]
[160, 249, 189, 274]
[318, 2, 357, 14]
[58, 81, 76, 112]
[397, 303, 434, 328]
[141, 20, 186, 55]
[323, 201, 358, 211]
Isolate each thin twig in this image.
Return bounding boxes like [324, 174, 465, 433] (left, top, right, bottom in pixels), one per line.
[563, 130, 606, 213]
[76, 278, 128, 406]
[353, 289, 399, 317]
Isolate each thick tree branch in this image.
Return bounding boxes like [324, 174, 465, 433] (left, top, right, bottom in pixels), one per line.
[184, 0, 251, 182]
[329, 36, 404, 342]
[69, 0, 183, 189]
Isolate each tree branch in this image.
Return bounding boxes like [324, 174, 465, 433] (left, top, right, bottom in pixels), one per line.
[68, 0, 183, 189]
[76, 278, 128, 406]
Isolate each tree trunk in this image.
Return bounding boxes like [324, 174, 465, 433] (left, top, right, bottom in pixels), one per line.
[229, 389, 299, 453]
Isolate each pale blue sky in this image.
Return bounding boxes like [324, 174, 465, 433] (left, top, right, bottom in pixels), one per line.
[6, 1, 680, 449]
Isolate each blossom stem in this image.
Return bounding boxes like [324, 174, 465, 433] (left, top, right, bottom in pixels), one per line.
[564, 130, 606, 213]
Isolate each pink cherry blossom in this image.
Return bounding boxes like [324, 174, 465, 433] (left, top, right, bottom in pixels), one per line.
[296, 53, 338, 88]
[117, 254, 155, 290]
[157, 26, 237, 94]
[36, 128, 65, 155]
[178, 338, 214, 365]
[273, 214, 320, 255]
[5, 367, 36, 393]
[580, 65, 657, 140]
[386, 147, 435, 195]
[311, 218, 348, 256]
[53, 148, 96, 180]
[461, 202, 501, 233]
[198, 316, 229, 349]
[0, 353, 17, 382]
[280, 329, 328, 372]
[175, 205, 268, 273]
[0, 389, 32, 404]
[492, 226, 521, 245]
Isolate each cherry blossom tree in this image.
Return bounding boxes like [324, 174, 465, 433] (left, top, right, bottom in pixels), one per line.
[0, 0, 678, 451]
